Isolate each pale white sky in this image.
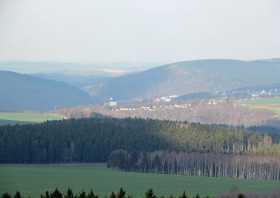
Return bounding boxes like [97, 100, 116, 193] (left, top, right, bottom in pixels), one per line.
[0, 0, 279, 64]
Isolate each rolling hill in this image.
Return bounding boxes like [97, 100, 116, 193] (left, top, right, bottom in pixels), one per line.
[33, 73, 111, 87]
[87, 59, 280, 101]
[0, 71, 93, 111]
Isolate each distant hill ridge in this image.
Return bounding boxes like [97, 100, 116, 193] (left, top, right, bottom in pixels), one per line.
[87, 59, 280, 101]
[0, 70, 92, 111]
[1, 59, 280, 110]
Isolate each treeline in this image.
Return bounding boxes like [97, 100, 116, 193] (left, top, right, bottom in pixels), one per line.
[2, 188, 280, 198]
[0, 188, 251, 198]
[0, 117, 278, 163]
[0, 118, 169, 163]
[1, 188, 213, 198]
[108, 150, 280, 180]
[248, 125, 280, 143]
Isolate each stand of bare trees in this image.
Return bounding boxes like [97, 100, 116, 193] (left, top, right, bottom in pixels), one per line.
[108, 150, 280, 180]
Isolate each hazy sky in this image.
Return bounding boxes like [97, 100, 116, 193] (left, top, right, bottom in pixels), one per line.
[0, 0, 279, 64]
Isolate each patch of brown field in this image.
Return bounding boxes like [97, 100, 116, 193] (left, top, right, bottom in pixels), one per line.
[56, 101, 278, 126]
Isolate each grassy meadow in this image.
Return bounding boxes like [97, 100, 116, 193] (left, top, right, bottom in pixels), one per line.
[0, 112, 63, 123]
[1, 165, 280, 198]
[245, 97, 280, 118]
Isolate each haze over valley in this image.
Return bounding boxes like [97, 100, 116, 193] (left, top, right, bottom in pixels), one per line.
[1, 59, 280, 128]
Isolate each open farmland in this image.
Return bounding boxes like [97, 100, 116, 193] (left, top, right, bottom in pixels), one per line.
[0, 112, 63, 123]
[245, 97, 280, 118]
[1, 165, 280, 198]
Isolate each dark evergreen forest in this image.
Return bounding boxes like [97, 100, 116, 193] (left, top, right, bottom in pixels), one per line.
[1, 117, 279, 163]
[1, 117, 280, 180]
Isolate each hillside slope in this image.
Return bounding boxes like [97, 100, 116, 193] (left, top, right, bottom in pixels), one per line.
[0, 71, 93, 111]
[89, 59, 280, 101]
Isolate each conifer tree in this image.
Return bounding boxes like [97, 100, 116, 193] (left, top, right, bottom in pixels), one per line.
[65, 189, 74, 198]
[117, 188, 126, 198]
[51, 189, 63, 198]
[88, 190, 98, 198]
[144, 189, 156, 198]
[14, 192, 21, 198]
[1, 193, 11, 198]
[109, 192, 116, 198]
[79, 191, 86, 198]
[237, 194, 245, 198]
[179, 192, 188, 198]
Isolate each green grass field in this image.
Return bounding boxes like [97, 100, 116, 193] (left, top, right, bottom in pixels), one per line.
[0, 112, 63, 123]
[1, 165, 280, 198]
[245, 97, 280, 118]
[247, 97, 280, 105]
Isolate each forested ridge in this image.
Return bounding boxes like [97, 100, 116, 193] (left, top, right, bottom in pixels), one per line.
[0, 117, 278, 164]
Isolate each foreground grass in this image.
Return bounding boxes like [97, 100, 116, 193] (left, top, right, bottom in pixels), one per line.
[0, 165, 280, 198]
[0, 112, 63, 123]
